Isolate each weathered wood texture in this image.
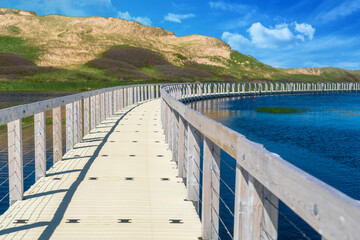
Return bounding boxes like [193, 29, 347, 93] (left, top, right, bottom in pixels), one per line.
[66, 103, 74, 151]
[161, 83, 360, 240]
[186, 124, 201, 213]
[0, 85, 161, 126]
[52, 107, 62, 164]
[34, 112, 46, 181]
[202, 137, 221, 240]
[7, 119, 23, 205]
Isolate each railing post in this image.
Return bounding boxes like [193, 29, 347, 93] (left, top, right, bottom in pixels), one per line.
[35, 112, 46, 181]
[101, 93, 105, 121]
[66, 103, 74, 151]
[96, 94, 101, 125]
[73, 101, 79, 145]
[84, 97, 90, 135]
[53, 107, 62, 163]
[105, 92, 109, 118]
[202, 137, 221, 240]
[187, 124, 201, 212]
[109, 91, 113, 116]
[90, 96, 96, 130]
[151, 85, 155, 99]
[79, 100, 83, 140]
[8, 119, 23, 205]
[172, 111, 179, 162]
[234, 166, 278, 239]
[177, 115, 185, 177]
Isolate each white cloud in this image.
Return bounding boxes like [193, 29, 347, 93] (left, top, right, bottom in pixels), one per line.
[295, 22, 315, 40]
[222, 22, 316, 50]
[117, 11, 151, 26]
[316, 0, 360, 23]
[248, 22, 295, 48]
[164, 13, 195, 23]
[221, 31, 252, 50]
[209, 1, 254, 13]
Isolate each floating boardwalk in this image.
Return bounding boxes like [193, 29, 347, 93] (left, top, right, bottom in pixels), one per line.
[0, 83, 360, 240]
[0, 99, 201, 239]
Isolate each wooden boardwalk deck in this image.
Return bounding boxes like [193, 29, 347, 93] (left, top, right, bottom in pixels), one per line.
[0, 99, 201, 239]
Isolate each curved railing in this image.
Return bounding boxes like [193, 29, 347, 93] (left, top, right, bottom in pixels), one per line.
[0, 84, 161, 207]
[160, 82, 360, 240]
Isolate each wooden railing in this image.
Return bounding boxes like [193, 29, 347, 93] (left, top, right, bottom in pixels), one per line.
[0, 84, 161, 206]
[161, 82, 360, 240]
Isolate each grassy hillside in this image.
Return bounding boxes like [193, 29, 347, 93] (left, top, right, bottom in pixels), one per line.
[0, 8, 359, 92]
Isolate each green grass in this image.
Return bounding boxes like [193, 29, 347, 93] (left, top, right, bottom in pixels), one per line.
[256, 107, 309, 114]
[174, 53, 187, 60]
[6, 25, 21, 35]
[138, 66, 160, 78]
[0, 36, 42, 61]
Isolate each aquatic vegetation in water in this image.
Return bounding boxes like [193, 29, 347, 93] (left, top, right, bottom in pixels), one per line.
[256, 107, 308, 114]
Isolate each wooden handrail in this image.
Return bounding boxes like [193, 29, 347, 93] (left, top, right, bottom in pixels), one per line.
[161, 82, 360, 240]
[0, 84, 162, 206]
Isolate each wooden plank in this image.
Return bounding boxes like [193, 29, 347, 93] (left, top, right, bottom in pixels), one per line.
[161, 84, 360, 240]
[177, 115, 185, 177]
[95, 94, 100, 126]
[52, 107, 62, 164]
[172, 110, 179, 164]
[105, 92, 109, 118]
[109, 91, 113, 116]
[201, 137, 212, 240]
[66, 103, 74, 151]
[90, 96, 96, 130]
[79, 100, 83, 141]
[83, 98, 90, 135]
[7, 119, 23, 205]
[101, 93, 105, 121]
[0, 84, 157, 126]
[73, 101, 79, 145]
[202, 137, 221, 239]
[34, 112, 46, 181]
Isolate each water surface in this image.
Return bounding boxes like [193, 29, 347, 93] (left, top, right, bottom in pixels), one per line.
[0, 91, 71, 214]
[191, 92, 360, 239]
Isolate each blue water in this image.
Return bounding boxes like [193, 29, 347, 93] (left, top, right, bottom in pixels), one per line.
[0, 91, 69, 214]
[191, 92, 360, 239]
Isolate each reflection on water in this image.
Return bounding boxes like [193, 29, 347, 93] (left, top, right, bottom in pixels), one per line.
[191, 92, 360, 240]
[0, 91, 71, 213]
[189, 98, 242, 121]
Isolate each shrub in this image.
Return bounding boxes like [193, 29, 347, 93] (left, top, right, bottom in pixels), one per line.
[104, 47, 170, 67]
[88, 58, 136, 70]
[0, 53, 35, 66]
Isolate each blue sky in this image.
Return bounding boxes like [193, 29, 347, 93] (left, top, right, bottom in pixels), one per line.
[2, 0, 360, 70]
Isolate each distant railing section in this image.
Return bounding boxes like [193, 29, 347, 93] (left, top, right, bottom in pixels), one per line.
[0, 84, 161, 207]
[161, 82, 360, 240]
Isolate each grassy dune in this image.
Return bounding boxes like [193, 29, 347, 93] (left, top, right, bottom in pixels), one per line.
[0, 8, 359, 92]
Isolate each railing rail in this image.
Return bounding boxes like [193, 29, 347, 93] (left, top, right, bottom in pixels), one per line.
[161, 82, 360, 240]
[0, 84, 162, 206]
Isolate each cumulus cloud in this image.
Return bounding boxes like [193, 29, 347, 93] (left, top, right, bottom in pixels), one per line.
[117, 11, 151, 26]
[249, 22, 294, 48]
[295, 22, 315, 40]
[221, 31, 252, 50]
[221, 22, 315, 50]
[209, 1, 254, 13]
[316, 0, 360, 23]
[164, 13, 195, 23]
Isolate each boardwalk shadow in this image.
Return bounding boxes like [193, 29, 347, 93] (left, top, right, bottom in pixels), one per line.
[0, 222, 50, 236]
[47, 169, 81, 176]
[24, 189, 68, 200]
[37, 104, 139, 240]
